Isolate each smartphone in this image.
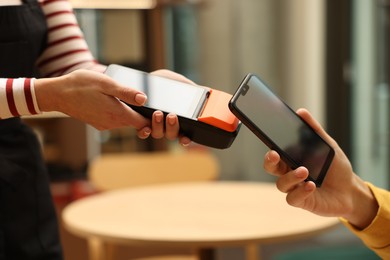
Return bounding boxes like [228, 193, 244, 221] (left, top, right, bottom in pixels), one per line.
[229, 74, 334, 186]
[105, 64, 241, 149]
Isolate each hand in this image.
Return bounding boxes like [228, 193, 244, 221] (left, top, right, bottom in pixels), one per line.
[35, 69, 149, 130]
[35, 69, 192, 145]
[141, 69, 195, 146]
[263, 108, 378, 229]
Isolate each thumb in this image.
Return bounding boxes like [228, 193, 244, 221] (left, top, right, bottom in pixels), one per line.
[103, 78, 148, 106]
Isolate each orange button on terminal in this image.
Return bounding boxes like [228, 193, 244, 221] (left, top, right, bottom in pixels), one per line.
[198, 89, 239, 132]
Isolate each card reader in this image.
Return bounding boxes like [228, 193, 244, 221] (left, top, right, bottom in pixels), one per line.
[105, 64, 241, 149]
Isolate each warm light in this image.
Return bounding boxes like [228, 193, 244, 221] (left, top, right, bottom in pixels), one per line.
[69, 0, 157, 9]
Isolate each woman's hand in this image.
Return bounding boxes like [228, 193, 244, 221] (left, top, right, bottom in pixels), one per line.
[34, 69, 192, 145]
[144, 69, 196, 146]
[263, 108, 378, 229]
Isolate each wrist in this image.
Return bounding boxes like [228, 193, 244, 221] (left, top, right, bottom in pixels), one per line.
[34, 77, 63, 112]
[29, 78, 41, 114]
[344, 175, 378, 230]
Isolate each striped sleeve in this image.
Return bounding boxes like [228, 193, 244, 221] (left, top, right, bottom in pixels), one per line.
[0, 0, 107, 119]
[37, 0, 106, 77]
[0, 78, 40, 119]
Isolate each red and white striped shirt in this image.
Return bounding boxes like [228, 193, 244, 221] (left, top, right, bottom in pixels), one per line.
[0, 0, 106, 119]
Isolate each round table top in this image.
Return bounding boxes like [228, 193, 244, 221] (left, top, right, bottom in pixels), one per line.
[62, 181, 340, 247]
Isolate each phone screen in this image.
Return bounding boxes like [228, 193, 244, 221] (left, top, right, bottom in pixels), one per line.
[229, 74, 334, 186]
[106, 65, 209, 119]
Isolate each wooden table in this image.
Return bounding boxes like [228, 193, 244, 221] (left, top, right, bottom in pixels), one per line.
[62, 181, 340, 260]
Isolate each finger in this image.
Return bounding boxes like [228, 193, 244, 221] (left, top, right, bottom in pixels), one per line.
[276, 166, 309, 193]
[137, 126, 151, 139]
[151, 70, 196, 85]
[101, 76, 148, 106]
[109, 101, 149, 130]
[285, 181, 316, 208]
[179, 136, 192, 146]
[151, 111, 164, 139]
[263, 150, 289, 176]
[165, 113, 180, 140]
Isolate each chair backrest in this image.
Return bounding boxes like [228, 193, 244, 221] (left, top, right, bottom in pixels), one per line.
[88, 150, 220, 191]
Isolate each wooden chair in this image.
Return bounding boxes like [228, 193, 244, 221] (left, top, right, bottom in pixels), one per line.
[89, 150, 219, 190]
[87, 150, 220, 260]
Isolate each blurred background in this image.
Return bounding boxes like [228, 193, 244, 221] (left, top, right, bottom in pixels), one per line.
[25, 0, 389, 259]
[73, 0, 389, 187]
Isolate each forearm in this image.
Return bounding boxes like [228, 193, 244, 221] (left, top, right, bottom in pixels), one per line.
[0, 75, 67, 119]
[34, 77, 64, 113]
[0, 78, 41, 118]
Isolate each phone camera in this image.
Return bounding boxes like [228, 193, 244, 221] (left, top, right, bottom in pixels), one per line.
[241, 85, 249, 96]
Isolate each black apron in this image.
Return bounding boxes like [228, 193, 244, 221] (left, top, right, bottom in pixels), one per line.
[0, 0, 63, 259]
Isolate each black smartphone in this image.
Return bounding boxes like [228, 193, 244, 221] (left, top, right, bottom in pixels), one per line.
[105, 64, 241, 149]
[229, 74, 334, 186]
